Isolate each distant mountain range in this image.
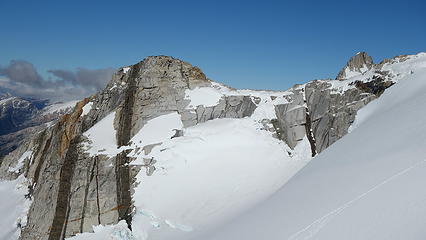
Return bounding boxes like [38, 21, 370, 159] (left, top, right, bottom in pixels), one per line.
[0, 93, 76, 157]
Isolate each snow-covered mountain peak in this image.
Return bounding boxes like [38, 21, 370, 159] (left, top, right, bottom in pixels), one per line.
[0, 52, 425, 240]
[0, 96, 76, 158]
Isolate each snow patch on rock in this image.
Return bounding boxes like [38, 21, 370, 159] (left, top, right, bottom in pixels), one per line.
[83, 111, 119, 157]
[123, 67, 131, 74]
[82, 101, 93, 116]
[8, 151, 32, 173]
[184, 87, 223, 109]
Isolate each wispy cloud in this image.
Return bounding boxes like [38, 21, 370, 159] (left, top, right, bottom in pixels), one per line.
[0, 60, 115, 102]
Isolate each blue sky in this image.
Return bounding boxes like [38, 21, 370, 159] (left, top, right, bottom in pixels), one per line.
[1, 0, 425, 93]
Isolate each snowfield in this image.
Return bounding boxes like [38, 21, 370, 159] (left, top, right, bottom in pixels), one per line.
[130, 118, 311, 240]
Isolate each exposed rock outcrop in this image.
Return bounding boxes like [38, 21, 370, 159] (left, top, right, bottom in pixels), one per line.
[273, 88, 306, 150]
[336, 52, 374, 80]
[194, 96, 257, 125]
[305, 81, 376, 153]
[271, 80, 377, 156]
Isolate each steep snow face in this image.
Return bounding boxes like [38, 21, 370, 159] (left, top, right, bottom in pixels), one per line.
[195, 58, 426, 240]
[83, 111, 119, 157]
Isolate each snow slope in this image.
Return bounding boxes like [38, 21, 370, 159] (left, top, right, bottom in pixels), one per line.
[130, 118, 311, 240]
[83, 111, 119, 157]
[0, 176, 31, 240]
[194, 61, 426, 239]
[70, 115, 312, 240]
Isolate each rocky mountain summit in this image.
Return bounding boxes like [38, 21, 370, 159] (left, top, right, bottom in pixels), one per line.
[336, 52, 374, 80]
[0, 52, 423, 240]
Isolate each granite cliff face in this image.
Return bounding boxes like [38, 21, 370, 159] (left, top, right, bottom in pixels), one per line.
[0, 52, 419, 240]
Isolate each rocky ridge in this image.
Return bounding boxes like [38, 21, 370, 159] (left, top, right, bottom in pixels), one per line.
[0, 52, 421, 240]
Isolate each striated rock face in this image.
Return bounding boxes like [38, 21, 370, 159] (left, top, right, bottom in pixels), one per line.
[273, 88, 306, 150]
[0, 52, 412, 239]
[305, 81, 376, 153]
[336, 52, 374, 80]
[271, 80, 377, 156]
[194, 96, 257, 125]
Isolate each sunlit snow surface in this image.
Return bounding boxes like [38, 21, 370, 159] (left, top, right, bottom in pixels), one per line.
[184, 87, 223, 108]
[67, 221, 134, 240]
[130, 118, 311, 240]
[0, 176, 32, 240]
[83, 111, 119, 157]
[81, 101, 93, 116]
